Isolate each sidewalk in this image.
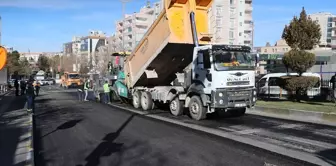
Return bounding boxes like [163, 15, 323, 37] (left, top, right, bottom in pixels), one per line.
[0, 92, 34, 166]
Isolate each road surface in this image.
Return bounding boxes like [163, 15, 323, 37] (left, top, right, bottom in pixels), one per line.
[33, 86, 314, 166]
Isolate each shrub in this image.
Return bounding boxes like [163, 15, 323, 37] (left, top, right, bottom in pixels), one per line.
[282, 50, 316, 76]
[278, 76, 320, 101]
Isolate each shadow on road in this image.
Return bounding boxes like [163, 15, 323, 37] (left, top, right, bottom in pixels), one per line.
[41, 119, 83, 138]
[0, 94, 29, 166]
[317, 148, 336, 166]
[78, 114, 135, 166]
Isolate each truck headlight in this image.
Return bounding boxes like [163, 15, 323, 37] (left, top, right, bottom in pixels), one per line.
[219, 93, 223, 97]
[253, 91, 257, 95]
[219, 100, 224, 104]
[253, 97, 256, 102]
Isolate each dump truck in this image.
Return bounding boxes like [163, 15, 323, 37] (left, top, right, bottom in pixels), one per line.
[113, 0, 258, 120]
[61, 72, 82, 88]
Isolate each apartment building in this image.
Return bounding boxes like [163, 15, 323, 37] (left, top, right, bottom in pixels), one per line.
[209, 0, 253, 47]
[113, 1, 163, 52]
[308, 12, 335, 47]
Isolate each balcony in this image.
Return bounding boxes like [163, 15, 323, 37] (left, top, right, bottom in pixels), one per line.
[244, 34, 252, 41]
[245, 14, 252, 21]
[245, 4, 253, 12]
[244, 24, 253, 31]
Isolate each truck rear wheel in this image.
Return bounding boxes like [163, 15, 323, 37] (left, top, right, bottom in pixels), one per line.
[170, 97, 183, 116]
[141, 91, 154, 111]
[132, 91, 141, 109]
[189, 96, 207, 120]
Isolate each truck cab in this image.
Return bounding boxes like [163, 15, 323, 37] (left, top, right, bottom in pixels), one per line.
[61, 72, 82, 88]
[187, 44, 257, 115]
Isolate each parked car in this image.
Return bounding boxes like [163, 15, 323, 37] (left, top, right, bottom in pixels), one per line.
[45, 78, 55, 85]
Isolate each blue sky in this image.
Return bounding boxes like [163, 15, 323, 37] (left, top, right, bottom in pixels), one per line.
[0, 0, 335, 52]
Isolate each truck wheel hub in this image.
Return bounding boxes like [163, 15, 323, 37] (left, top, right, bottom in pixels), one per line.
[191, 102, 199, 114]
[170, 100, 177, 111]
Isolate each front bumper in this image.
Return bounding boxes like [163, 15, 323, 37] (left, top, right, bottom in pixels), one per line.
[210, 88, 257, 109]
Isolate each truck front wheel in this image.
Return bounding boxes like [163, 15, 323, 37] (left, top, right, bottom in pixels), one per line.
[132, 91, 141, 109]
[170, 97, 183, 116]
[189, 96, 207, 120]
[141, 91, 154, 111]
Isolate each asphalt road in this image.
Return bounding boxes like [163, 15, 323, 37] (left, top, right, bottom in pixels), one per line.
[33, 85, 312, 166]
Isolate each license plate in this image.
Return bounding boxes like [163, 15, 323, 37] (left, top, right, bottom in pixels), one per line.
[235, 103, 246, 107]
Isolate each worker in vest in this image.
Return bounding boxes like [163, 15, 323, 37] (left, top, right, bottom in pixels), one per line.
[84, 79, 91, 101]
[103, 80, 111, 104]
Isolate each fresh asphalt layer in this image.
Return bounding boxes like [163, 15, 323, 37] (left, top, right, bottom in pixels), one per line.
[31, 85, 318, 166]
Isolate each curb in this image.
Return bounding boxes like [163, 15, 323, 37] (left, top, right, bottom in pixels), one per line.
[249, 106, 336, 127]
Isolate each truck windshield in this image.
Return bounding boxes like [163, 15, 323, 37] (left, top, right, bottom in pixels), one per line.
[69, 74, 80, 79]
[213, 50, 255, 71]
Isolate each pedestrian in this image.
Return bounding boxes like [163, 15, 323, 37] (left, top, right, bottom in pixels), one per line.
[35, 80, 41, 96]
[330, 73, 336, 105]
[84, 79, 91, 101]
[103, 80, 111, 104]
[26, 81, 35, 113]
[14, 79, 19, 96]
[20, 80, 26, 95]
[77, 78, 85, 101]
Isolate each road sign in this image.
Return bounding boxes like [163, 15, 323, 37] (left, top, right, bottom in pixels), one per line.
[0, 46, 7, 70]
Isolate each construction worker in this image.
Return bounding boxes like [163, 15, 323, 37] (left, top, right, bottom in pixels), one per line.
[103, 80, 111, 104]
[77, 78, 85, 101]
[26, 80, 35, 113]
[84, 79, 91, 101]
[34, 80, 41, 96]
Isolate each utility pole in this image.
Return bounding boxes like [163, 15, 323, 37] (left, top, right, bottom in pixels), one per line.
[120, 0, 131, 53]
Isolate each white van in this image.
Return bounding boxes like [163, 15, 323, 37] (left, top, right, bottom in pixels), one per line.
[257, 73, 321, 98]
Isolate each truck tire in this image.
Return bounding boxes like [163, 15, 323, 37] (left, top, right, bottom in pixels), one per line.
[132, 91, 141, 109]
[189, 96, 207, 120]
[170, 97, 183, 116]
[141, 91, 154, 111]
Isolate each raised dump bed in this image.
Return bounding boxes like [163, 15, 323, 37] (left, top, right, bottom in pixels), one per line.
[124, 0, 212, 88]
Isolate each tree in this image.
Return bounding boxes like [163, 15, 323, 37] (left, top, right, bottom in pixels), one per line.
[37, 55, 50, 71]
[5, 50, 21, 75]
[19, 57, 33, 77]
[280, 7, 321, 101]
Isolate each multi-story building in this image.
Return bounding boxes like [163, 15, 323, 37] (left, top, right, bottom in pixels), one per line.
[209, 0, 253, 47]
[308, 12, 335, 47]
[113, 1, 163, 52]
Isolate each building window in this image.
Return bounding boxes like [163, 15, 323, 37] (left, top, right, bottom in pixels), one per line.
[239, 32, 242, 36]
[230, 19, 234, 27]
[264, 49, 267, 53]
[239, 22, 242, 26]
[229, 31, 234, 38]
[216, 27, 221, 33]
[230, 0, 234, 5]
[216, 7, 222, 16]
[240, 12, 242, 16]
[328, 17, 333, 22]
[216, 18, 222, 26]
